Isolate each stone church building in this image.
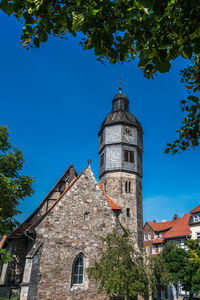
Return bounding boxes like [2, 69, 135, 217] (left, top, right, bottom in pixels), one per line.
[0, 90, 143, 299]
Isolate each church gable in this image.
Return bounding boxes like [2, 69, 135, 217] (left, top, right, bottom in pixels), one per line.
[29, 166, 116, 300]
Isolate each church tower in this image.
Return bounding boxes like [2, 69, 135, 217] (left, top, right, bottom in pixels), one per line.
[98, 88, 143, 246]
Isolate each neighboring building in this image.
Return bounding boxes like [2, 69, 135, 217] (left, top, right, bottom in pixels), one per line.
[164, 213, 191, 247]
[143, 218, 179, 255]
[189, 204, 200, 239]
[144, 206, 200, 256]
[0, 90, 144, 299]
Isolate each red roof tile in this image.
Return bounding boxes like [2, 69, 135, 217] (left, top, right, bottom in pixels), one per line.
[147, 219, 179, 231]
[100, 184, 121, 210]
[164, 213, 191, 239]
[190, 204, 200, 213]
[153, 237, 164, 244]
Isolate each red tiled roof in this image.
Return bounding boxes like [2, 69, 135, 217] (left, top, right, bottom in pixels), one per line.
[147, 219, 179, 231]
[153, 237, 164, 244]
[190, 204, 200, 213]
[100, 184, 121, 210]
[164, 213, 191, 239]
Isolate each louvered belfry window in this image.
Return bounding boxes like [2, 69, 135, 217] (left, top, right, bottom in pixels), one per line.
[72, 254, 84, 285]
[124, 150, 134, 163]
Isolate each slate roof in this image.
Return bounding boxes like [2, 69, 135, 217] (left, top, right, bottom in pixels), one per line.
[164, 213, 191, 239]
[190, 204, 200, 213]
[100, 184, 121, 210]
[99, 93, 143, 134]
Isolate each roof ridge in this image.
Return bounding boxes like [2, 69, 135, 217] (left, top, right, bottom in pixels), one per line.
[24, 164, 78, 224]
[27, 166, 89, 231]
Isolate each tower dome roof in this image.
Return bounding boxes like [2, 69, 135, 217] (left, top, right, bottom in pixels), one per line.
[99, 92, 143, 135]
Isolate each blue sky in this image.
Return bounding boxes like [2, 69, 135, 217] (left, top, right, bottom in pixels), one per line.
[0, 12, 200, 224]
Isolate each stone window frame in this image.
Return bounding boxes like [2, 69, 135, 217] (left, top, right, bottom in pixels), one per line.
[71, 253, 84, 287]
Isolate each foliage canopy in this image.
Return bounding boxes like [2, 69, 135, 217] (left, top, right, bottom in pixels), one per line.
[0, 125, 34, 237]
[87, 225, 151, 300]
[0, 0, 200, 152]
[160, 240, 200, 299]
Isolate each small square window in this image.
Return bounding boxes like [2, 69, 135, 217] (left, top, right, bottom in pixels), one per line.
[154, 291, 158, 299]
[152, 245, 156, 254]
[146, 246, 150, 254]
[124, 151, 134, 163]
[161, 290, 165, 299]
[196, 232, 200, 239]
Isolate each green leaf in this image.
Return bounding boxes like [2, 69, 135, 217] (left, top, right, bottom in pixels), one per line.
[157, 60, 171, 73]
[33, 37, 40, 47]
[181, 46, 192, 59]
[137, 0, 153, 9]
[0, 0, 13, 15]
[92, 9, 99, 15]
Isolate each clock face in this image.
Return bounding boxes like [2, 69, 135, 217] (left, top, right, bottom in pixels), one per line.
[123, 126, 133, 136]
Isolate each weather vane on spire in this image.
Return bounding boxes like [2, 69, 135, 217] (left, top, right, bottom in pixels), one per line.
[119, 78, 122, 94]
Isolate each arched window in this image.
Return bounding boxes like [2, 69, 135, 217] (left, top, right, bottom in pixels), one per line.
[72, 253, 84, 285]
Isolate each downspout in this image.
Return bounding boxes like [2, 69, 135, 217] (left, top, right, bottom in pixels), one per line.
[24, 230, 34, 241]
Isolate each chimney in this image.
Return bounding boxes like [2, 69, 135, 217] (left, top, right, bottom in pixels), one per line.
[153, 220, 156, 223]
[173, 214, 179, 220]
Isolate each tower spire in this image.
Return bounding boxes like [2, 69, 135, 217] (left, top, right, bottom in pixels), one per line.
[119, 78, 122, 94]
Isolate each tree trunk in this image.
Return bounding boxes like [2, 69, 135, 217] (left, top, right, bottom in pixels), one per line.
[189, 293, 193, 300]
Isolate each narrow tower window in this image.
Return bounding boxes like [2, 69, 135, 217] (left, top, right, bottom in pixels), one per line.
[124, 150, 134, 163]
[125, 181, 131, 193]
[129, 182, 131, 193]
[126, 208, 130, 218]
[100, 132, 103, 144]
[100, 153, 104, 167]
[72, 254, 84, 285]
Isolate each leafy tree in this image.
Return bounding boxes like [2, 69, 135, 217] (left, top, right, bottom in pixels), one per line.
[151, 253, 170, 292]
[1, 0, 200, 152]
[160, 241, 200, 300]
[87, 225, 151, 300]
[0, 125, 34, 237]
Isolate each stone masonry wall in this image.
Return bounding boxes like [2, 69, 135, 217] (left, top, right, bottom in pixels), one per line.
[100, 172, 142, 245]
[31, 166, 116, 300]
